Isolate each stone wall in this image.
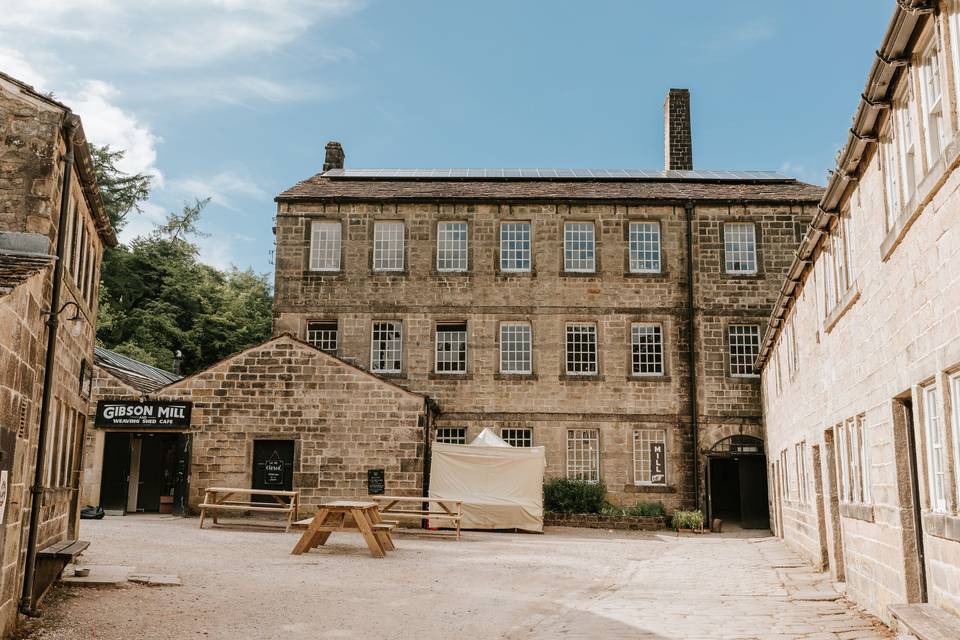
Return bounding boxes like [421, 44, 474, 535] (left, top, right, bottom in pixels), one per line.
[81, 337, 429, 512]
[761, 68, 960, 622]
[0, 75, 108, 633]
[274, 199, 812, 510]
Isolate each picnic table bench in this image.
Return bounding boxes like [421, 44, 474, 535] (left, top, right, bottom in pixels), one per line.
[371, 496, 462, 540]
[291, 501, 396, 558]
[198, 487, 300, 532]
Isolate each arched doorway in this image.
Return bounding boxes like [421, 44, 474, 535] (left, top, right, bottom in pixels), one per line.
[706, 435, 769, 530]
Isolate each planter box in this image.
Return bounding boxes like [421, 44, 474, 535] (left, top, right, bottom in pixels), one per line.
[544, 512, 666, 531]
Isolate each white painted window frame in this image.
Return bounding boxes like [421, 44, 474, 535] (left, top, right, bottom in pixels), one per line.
[723, 222, 757, 274]
[499, 222, 532, 272]
[628, 221, 662, 273]
[633, 429, 667, 486]
[436, 221, 469, 272]
[924, 384, 949, 513]
[499, 322, 533, 374]
[372, 221, 405, 271]
[566, 429, 600, 483]
[563, 222, 596, 273]
[370, 320, 403, 374]
[309, 221, 342, 271]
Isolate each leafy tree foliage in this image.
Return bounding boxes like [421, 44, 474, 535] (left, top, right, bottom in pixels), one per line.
[92, 145, 273, 375]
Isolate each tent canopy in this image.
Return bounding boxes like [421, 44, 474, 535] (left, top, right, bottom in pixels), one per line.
[429, 433, 545, 532]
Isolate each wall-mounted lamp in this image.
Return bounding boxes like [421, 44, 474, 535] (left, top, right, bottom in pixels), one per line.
[43, 300, 84, 337]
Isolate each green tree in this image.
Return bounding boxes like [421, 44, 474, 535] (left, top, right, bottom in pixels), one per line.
[91, 145, 273, 374]
[87, 144, 152, 232]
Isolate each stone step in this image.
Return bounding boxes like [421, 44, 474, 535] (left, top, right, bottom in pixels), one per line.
[889, 604, 960, 640]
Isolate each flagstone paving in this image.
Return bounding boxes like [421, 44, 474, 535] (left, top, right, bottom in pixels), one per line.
[21, 516, 891, 640]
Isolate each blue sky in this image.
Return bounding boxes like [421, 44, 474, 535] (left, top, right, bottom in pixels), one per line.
[1, 1, 891, 275]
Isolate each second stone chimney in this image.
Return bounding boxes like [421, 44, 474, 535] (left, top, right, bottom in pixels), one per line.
[663, 89, 693, 171]
[323, 141, 345, 172]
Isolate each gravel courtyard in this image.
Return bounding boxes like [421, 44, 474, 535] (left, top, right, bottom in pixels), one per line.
[21, 516, 891, 640]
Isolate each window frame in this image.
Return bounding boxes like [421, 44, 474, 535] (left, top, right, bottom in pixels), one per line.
[896, 80, 919, 203]
[436, 221, 469, 272]
[370, 320, 403, 374]
[628, 221, 662, 273]
[728, 324, 761, 378]
[923, 384, 949, 513]
[434, 322, 468, 374]
[630, 322, 664, 377]
[499, 221, 532, 272]
[723, 222, 758, 275]
[306, 320, 339, 353]
[563, 222, 596, 273]
[564, 322, 598, 376]
[435, 427, 467, 445]
[566, 429, 600, 483]
[501, 428, 533, 448]
[372, 221, 405, 272]
[882, 122, 902, 231]
[499, 322, 533, 374]
[633, 429, 667, 486]
[919, 29, 947, 167]
[309, 220, 342, 272]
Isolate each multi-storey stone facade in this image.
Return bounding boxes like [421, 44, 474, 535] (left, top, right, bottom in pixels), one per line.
[0, 72, 114, 631]
[760, 1, 960, 628]
[273, 90, 822, 517]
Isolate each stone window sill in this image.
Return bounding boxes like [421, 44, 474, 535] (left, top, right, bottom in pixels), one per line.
[922, 511, 960, 543]
[824, 282, 861, 334]
[559, 271, 600, 279]
[427, 373, 473, 381]
[627, 374, 671, 382]
[623, 484, 675, 494]
[839, 502, 875, 523]
[623, 271, 669, 279]
[493, 373, 538, 381]
[559, 374, 604, 382]
[373, 371, 407, 380]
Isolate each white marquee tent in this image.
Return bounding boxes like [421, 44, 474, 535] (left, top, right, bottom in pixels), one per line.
[428, 428, 545, 532]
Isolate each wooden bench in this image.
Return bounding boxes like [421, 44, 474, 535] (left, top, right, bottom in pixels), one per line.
[199, 487, 300, 532]
[35, 539, 90, 603]
[371, 496, 463, 540]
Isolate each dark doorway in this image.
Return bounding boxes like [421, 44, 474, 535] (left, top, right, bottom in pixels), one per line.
[134, 434, 179, 512]
[99, 431, 183, 514]
[252, 440, 295, 503]
[100, 432, 130, 512]
[707, 435, 770, 529]
[898, 397, 928, 602]
[823, 427, 846, 581]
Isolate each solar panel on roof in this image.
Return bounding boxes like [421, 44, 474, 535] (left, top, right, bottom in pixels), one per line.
[322, 168, 792, 181]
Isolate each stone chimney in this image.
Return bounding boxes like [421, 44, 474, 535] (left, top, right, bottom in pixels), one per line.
[663, 89, 693, 171]
[323, 141, 345, 172]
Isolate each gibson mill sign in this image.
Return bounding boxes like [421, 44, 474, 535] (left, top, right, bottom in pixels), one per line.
[95, 400, 192, 428]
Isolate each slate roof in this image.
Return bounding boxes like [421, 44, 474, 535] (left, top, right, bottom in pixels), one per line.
[277, 170, 824, 204]
[94, 346, 182, 393]
[0, 252, 53, 297]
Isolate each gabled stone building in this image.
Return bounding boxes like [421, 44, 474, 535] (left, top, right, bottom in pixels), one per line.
[0, 72, 115, 630]
[80, 336, 432, 514]
[273, 89, 823, 521]
[759, 0, 960, 629]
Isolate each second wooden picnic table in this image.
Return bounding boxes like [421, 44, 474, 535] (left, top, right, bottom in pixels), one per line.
[290, 501, 396, 558]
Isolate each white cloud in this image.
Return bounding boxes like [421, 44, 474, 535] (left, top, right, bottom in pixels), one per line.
[169, 172, 268, 210]
[63, 80, 163, 185]
[0, 47, 47, 88]
[0, 0, 364, 70]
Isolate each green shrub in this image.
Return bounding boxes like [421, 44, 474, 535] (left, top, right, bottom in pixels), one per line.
[543, 478, 607, 514]
[624, 501, 666, 517]
[671, 509, 704, 530]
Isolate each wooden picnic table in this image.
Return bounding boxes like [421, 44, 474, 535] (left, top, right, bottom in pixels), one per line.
[371, 495, 462, 540]
[198, 487, 300, 532]
[291, 501, 396, 558]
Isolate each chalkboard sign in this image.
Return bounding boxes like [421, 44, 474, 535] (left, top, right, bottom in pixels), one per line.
[367, 468, 385, 495]
[264, 458, 284, 486]
[650, 442, 666, 485]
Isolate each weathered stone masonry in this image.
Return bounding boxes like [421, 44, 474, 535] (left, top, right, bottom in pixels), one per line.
[273, 92, 822, 512]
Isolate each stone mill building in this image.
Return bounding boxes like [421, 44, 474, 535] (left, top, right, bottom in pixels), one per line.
[759, 0, 960, 630]
[272, 89, 823, 523]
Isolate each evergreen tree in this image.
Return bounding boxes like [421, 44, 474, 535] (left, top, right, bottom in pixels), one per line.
[91, 145, 273, 374]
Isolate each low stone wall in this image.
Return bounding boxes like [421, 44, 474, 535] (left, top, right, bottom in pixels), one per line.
[544, 512, 666, 531]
